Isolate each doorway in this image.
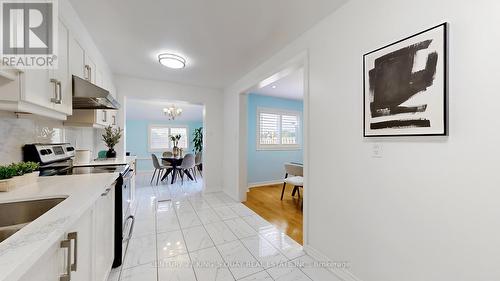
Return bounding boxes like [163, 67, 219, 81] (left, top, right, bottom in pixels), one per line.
[124, 98, 206, 190]
[240, 61, 308, 245]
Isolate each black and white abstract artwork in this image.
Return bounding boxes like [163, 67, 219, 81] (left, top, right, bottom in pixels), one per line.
[363, 23, 447, 137]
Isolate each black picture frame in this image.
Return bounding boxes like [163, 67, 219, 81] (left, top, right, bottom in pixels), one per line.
[363, 23, 448, 137]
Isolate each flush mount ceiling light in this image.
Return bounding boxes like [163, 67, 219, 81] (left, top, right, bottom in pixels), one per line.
[163, 105, 183, 120]
[158, 53, 186, 69]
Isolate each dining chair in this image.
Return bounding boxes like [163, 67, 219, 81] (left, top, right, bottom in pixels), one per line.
[151, 154, 171, 185]
[281, 163, 304, 200]
[176, 154, 197, 184]
[162, 151, 173, 166]
[194, 152, 203, 178]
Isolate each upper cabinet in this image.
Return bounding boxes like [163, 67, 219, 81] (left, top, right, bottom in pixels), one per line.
[0, 19, 72, 120]
[52, 20, 72, 115]
[0, 2, 117, 121]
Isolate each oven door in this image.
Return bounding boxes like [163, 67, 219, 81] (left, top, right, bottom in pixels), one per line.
[122, 171, 132, 223]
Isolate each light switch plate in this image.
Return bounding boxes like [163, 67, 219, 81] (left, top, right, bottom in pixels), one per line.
[372, 143, 383, 159]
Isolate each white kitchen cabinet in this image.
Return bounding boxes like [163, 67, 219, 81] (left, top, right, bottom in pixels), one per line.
[21, 68, 54, 110]
[17, 185, 116, 281]
[96, 69, 103, 87]
[96, 109, 111, 127]
[67, 208, 94, 281]
[69, 37, 85, 79]
[64, 109, 110, 128]
[94, 185, 115, 281]
[109, 110, 118, 127]
[85, 54, 97, 84]
[0, 2, 118, 120]
[18, 234, 65, 281]
[18, 208, 94, 281]
[0, 18, 72, 120]
[52, 20, 72, 115]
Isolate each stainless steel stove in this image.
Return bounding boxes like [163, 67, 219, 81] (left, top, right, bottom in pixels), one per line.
[23, 143, 128, 176]
[23, 143, 134, 268]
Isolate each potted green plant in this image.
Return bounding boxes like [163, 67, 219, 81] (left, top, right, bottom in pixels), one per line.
[102, 125, 123, 158]
[11, 161, 40, 186]
[0, 165, 17, 192]
[192, 127, 203, 153]
[169, 134, 182, 157]
[19, 162, 40, 182]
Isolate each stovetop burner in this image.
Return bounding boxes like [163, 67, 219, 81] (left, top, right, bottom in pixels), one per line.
[39, 165, 128, 176]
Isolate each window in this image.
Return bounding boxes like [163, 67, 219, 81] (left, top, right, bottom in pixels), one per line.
[149, 125, 189, 151]
[257, 108, 301, 150]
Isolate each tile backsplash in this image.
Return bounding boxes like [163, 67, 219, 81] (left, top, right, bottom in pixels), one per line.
[0, 112, 106, 165]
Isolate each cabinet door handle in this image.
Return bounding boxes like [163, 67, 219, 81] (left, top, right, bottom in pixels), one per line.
[112, 115, 116, 126]
[57, 81, 63, 104]
[103, 110, 107, 122]
[68, 232, 78, 271]
[50, 79, 60, 104]
[84, 65, 91, 81]
[60, 238, 71, 281]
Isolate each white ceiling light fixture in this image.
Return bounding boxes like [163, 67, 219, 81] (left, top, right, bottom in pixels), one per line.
[158, 53, 186, 69]
[163, 105, 183, 120]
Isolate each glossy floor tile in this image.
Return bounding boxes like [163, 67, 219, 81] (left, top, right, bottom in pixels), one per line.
[109, 173, 339, 281]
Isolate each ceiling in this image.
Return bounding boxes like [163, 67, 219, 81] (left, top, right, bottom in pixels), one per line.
[126, 98, 204, 122]
[253, 68, 303, 100]
[69, 0, 348, 89]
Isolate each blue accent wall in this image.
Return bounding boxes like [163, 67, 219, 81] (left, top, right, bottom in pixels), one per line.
[247, 94, 303, 185]
[126, 120, 203, 171]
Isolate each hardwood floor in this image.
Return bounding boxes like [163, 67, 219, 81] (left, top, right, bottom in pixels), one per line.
[243, 183, 303, 244]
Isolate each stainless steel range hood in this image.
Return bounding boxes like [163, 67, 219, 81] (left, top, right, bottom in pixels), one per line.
[72, 75, 120, 109]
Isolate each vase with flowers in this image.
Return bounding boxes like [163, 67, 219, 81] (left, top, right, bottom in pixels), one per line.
[102, 125, 123, 158]
[169, 134, 182, 157]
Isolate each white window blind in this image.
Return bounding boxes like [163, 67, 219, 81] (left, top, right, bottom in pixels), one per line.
[150, 126, 170, 151]
[257, 108, 301, 150]
[281, 114, 299, 145]
[149, 126, 190, 151]
[259, 113, 280, 145]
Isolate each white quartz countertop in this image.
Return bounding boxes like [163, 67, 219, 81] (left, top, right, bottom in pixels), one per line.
[73, 155, 136, 167]
[0, 173, 119, 281]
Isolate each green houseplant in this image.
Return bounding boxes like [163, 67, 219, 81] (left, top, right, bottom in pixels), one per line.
[193, 127, 203, 153]
[102, 125, 123, 158]
[0, 161, 40, 192]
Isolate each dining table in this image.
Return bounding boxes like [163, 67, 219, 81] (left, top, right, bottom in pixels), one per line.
[161, 156, 194, 184]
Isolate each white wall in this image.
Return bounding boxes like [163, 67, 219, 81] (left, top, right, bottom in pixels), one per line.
[223, 0, 500, 280]
[115, 75, 224, 192]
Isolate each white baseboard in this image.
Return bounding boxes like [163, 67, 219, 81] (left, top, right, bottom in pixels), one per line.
[304, 244, 363, 281]
[247, 180, 283, 189]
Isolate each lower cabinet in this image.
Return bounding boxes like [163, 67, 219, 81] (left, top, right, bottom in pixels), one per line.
[18, 185, 115, 281]
[93, 186, 115, 281]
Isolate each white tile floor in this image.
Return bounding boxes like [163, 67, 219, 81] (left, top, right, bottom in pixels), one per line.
[108, 173, 341, 281]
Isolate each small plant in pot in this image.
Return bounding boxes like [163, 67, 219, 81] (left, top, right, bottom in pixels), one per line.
[169, 134, 182, 157]
[102, 125, 123, 158]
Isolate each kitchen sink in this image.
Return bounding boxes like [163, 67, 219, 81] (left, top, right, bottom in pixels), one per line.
[0, 197, 67, 243]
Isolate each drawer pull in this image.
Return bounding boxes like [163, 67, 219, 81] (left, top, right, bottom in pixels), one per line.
[68, 232, 78, 271]
[60, 238, 71, 281]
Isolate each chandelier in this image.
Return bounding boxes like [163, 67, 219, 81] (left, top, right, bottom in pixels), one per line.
[163, 105, 183, 120]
